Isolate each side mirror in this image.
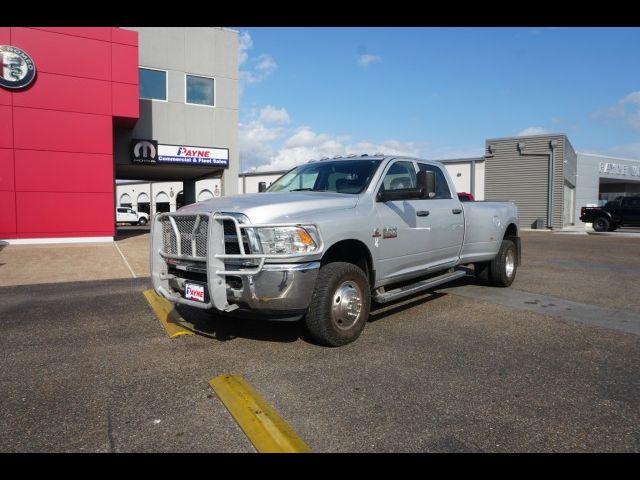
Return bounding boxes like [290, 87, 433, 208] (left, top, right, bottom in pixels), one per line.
[258, 182, 267, 193]
[417, 170, 436, 199]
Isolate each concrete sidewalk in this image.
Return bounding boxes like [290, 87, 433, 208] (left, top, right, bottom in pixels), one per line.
[0, 229, 150, 287]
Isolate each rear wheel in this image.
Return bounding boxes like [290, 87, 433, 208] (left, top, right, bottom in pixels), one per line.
[475, 239, 517, 287]
[592, 217, 609, 232]
[305, 262, 370, 347]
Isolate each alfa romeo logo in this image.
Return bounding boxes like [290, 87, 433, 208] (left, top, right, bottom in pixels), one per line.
[0, 45, 36, 89]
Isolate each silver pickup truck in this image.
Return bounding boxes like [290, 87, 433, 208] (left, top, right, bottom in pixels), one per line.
[151, 155, 520, 346]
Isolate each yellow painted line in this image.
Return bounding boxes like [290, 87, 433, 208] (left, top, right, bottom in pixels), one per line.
[143, 289, 194, 338]
[209, 374, 312, 453]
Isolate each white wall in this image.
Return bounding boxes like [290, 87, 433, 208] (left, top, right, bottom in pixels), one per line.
[239, 173, 286, 193]
[475, 162, 485, 200]
[442, 162, 484, 200]
[116, 178, 222, 213]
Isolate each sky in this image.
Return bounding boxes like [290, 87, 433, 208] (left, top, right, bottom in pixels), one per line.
[236, 27, 640, 172]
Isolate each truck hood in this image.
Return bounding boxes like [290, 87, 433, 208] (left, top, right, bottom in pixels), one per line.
[176, 191, 359, 223]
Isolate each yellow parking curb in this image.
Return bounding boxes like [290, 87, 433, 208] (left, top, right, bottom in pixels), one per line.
[209, 374, 312, 453]
[143, 289, 194, 338]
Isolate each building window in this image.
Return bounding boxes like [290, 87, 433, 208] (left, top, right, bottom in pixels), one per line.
[186, 74, 215, 106]
[139, 68, 167, 101]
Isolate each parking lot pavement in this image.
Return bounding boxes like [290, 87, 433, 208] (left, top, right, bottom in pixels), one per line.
[0, 242, 134, 287]
[1, 273, 638, 452]
[114, 227, 151, 277]
[514, 232, 640, 314]
[0, 227, 150, 287]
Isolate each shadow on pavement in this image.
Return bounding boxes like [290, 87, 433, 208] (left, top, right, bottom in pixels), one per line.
[369, 291, 449, 323]
[175, 304, 306, 344]
[172, 273, 484, 344]
[115, 226, 151, 240]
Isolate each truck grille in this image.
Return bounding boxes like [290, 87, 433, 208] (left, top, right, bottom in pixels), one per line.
[160, 215, 209, 257]
[159, 215, 251, 258]
[223, 220, 250, 254]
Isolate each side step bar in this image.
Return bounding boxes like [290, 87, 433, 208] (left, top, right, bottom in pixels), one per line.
[373, 269, 468, 304]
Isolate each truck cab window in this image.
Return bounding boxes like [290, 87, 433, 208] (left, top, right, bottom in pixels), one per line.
[382, 161, 417, 190]
[418, 163, 452, 199]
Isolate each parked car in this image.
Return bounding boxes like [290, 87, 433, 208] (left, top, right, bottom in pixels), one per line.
[579, 196, 640, 232]
[116, 207, 149, 226]
[457, 192, 475, 202]
[150, 155, 520, 346]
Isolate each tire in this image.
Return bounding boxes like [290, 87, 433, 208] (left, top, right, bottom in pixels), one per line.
[607, 224, 618, 232]
[138, 217, 148, 226]
[474, 261, 490, 283]
[592, 217, 609, 232]
[305, 262, 371, 347]
[476, 239, 517, 287]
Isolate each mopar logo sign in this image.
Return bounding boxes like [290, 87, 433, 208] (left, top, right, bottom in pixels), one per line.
[0, 45, 36, 90]
[131, 139, 158, 163]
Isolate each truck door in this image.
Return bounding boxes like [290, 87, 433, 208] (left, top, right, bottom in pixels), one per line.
[116, 207, 127, 223]
[127, 208, 138, 223]
[374, 160, 430, 281]
[624, 197, 640, 226]
[416, 162, 464, 267]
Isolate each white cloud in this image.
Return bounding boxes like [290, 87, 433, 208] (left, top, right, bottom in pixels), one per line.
[238, 31, 277, 93]
[622, 92, 640, 105]
[256, 54, 277, 74]
[607, 143, 640, 160]
[239, 104, 482, 172]
[593, 91, 640, 130]
[516, 126, 549, 136]
[238, 31, 252, 66]
[357, 54, 382, 67]
[259, 105, 290, 125]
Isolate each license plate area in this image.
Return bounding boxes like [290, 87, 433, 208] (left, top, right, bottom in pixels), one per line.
[184, 281, 209, 303]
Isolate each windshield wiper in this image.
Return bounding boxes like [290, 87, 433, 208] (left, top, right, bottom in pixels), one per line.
[290, 188, 328, 192]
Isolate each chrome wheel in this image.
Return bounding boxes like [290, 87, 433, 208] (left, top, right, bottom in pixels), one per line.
[331, 281, 363, 330]
[505, 249, 515, 279]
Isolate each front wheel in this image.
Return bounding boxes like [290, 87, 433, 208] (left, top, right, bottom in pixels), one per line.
[138, 217, 148, 226]
[475, 239, 517, 287]
[592, 217, 609, 232]
[305, 262, 371, 347]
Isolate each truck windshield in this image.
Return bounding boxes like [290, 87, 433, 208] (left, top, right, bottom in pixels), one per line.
[267, 160, 382, 194]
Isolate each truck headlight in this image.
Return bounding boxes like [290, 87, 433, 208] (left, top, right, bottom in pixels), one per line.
[256, 226, 319, 254]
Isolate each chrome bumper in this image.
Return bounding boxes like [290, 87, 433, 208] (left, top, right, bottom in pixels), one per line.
[165, 261, 320, 313]
[150, 212, 322, 315]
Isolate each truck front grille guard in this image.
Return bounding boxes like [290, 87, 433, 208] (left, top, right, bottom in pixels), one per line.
[152, 212, 324, 311]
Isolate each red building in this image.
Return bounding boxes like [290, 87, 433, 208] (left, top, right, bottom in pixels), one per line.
[1, 27, 139, 241]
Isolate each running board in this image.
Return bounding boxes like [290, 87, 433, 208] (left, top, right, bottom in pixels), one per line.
[373, 269, 467, 304]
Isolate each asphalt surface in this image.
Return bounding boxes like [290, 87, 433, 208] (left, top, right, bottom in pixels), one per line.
[1, 232, 639, 452]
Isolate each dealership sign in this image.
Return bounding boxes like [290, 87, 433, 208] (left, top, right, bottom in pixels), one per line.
[132, 140, 229, 167]
[0, 45, 36, 89]
[599, 161, 640, 178]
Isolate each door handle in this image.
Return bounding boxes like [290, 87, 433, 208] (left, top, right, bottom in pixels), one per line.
[452, 208, 462, 214]
[416, 210, 430, 217]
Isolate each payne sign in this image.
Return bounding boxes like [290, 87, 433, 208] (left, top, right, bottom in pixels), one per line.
[132, 140, 229, 168]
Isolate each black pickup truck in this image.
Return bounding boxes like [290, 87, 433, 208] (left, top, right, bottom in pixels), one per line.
[580, 196, 640, 232]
